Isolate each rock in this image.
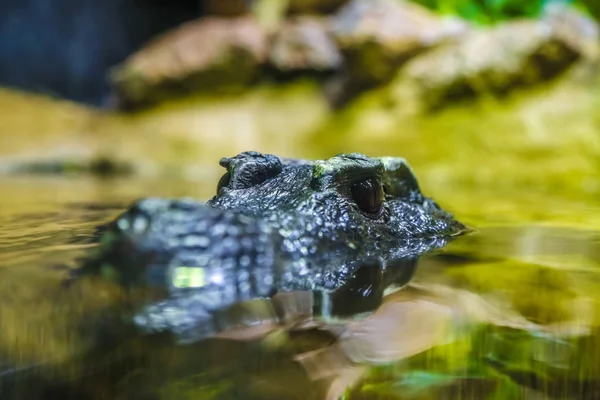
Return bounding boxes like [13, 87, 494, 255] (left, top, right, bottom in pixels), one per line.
[109, 17, 267, 109]
[326, 0, 469, 106]
[396, 18, 584, 111]
[540, 4, 600, 86]
[542, 3, 599, 59]
[268, 17, 342, 75]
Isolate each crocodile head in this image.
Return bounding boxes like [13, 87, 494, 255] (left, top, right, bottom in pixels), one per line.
[83, 152, 468, 342]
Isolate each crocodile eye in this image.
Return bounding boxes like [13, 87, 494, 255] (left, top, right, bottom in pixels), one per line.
[351, 178, 383, 214]
[216, 172, 231, 194]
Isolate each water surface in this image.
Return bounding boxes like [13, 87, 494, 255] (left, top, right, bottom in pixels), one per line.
[0, 175, 599, 400]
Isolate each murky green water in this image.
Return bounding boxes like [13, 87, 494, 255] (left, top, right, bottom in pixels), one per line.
[0, 173, 599, 400]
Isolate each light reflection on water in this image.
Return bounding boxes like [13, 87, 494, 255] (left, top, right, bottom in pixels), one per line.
[0, 177, 599, 399]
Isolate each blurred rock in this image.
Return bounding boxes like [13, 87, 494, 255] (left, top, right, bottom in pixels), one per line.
[395, 17, 585, 111]
[268, 17, 342, 75]
[539, 4, 600, 88]
[204, 0, 251, 16]
[109, 17, 267, 109]
[326, 0, 469, 106]
[542, 3, 599, 59]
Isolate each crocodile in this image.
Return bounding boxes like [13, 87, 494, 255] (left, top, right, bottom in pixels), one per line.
[81, 151, 468, 344]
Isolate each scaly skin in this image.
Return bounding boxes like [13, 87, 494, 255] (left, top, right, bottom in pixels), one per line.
[83, 152, 468, 344]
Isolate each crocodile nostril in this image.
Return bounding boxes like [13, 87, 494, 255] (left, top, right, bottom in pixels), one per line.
[218, 152, 282, 190]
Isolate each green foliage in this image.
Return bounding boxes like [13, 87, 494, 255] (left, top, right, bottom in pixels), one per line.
[580, 0, 600, 20]
[409, 0, 590, 25]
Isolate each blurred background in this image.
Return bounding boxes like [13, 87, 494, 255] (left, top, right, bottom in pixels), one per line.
[0, 0, 599, 224]
[0, 2, 600, 399]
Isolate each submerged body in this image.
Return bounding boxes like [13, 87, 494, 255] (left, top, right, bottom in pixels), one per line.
[83, 152, 467, 343]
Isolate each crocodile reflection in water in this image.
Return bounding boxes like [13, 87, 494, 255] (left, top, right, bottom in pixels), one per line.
[82, 151, 468, 343]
